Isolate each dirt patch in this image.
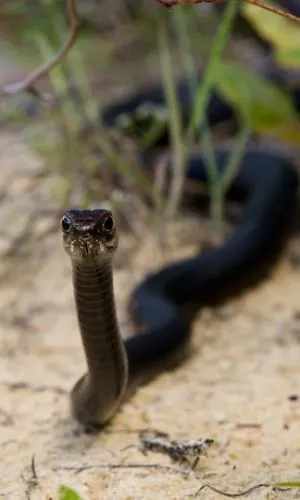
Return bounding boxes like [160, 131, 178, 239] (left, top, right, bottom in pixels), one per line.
[1, 129, 300, 500]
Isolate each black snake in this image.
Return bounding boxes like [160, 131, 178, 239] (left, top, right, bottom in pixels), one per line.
[61, 5, 300, 431]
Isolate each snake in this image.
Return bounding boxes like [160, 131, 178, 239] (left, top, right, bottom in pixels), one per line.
[61, 5, 300, 432]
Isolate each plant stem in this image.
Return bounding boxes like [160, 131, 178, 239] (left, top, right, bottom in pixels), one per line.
[201, 125, 224, 240]
[188, 0, 241, 240]
[185, 0, 240, 144]
[158, 13, 186, 219]
[173, 6, 197, 95]
[222, 118, 251, 192]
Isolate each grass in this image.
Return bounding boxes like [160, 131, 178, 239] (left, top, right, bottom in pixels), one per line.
[2, 0, 255, 241]
[32, 4, 160, 210]
[2, 0, 299, 241]
[158, 0, 251, 239]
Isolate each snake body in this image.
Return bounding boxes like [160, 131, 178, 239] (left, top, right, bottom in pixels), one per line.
[62, 150, 298, 430]
[101, 79, 235, 148]
[61, 2, 300, 429]
[62, 210, 128, 427]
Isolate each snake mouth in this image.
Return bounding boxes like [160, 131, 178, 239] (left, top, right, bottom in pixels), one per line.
[63, 232, 116, 261]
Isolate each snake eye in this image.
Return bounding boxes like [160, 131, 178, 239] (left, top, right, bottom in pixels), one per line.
[61, 215, 71, 232]
[102, 215, 115, 234]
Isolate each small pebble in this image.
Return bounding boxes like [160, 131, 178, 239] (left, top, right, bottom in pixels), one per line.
[288, 394, 299, 402]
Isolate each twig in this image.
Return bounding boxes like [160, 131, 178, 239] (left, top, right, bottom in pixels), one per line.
[235, 422, 261, 429]
[0, 380, 67, 394]
[193, 482, 292, 497]
[22, 455, 39, 500]
[53, 462, 191, 476]
[156, 0, 300, 24]
[103, 427, 155, 434]
[0, 0, 81, 96]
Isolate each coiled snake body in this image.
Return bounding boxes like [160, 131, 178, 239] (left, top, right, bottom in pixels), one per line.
[62, 151, 298, 430]
[61, 5, 300, 430]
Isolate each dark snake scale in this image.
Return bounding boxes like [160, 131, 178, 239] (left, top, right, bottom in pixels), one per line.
[61, 5, 300, 431]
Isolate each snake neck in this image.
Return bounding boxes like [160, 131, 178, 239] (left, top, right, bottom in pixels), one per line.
[71, 259, 128, 427]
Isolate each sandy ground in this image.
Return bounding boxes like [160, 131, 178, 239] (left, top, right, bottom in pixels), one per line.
[1, 128, 300, 500]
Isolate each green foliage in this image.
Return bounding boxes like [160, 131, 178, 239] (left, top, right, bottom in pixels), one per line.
[215, 60, 300, 145]
[215, 60, 297, 125]
[274, 481, 300, 488]
[165, 0, 251, 238]
[186, 0, 240, 141]
[58, 485, 82, 500]
[20, 0, 159, 211]
[242, 2, 300, 68]
[3, 0, 300, 230]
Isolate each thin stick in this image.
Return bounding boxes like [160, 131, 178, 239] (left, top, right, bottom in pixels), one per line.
[0, 380, 67, 394]
[53, 462, 191, 476]
[156, 0, 300, 24]
[193, 482, 291, 497]
[22, 455, 39, 500]
[0, 0, 80, 95]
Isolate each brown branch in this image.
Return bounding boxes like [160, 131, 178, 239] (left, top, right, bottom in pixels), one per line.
[0, 0, 81, 96]
[156, 0, 300, 24]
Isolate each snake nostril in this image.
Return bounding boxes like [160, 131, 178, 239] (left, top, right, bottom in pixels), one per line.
[102, 215, 115, 234]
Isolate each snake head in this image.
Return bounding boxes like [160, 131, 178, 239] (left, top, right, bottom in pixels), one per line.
[61, 209, 118, 261]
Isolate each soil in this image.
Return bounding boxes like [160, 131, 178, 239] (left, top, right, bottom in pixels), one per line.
[1, 127, 300, 500]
